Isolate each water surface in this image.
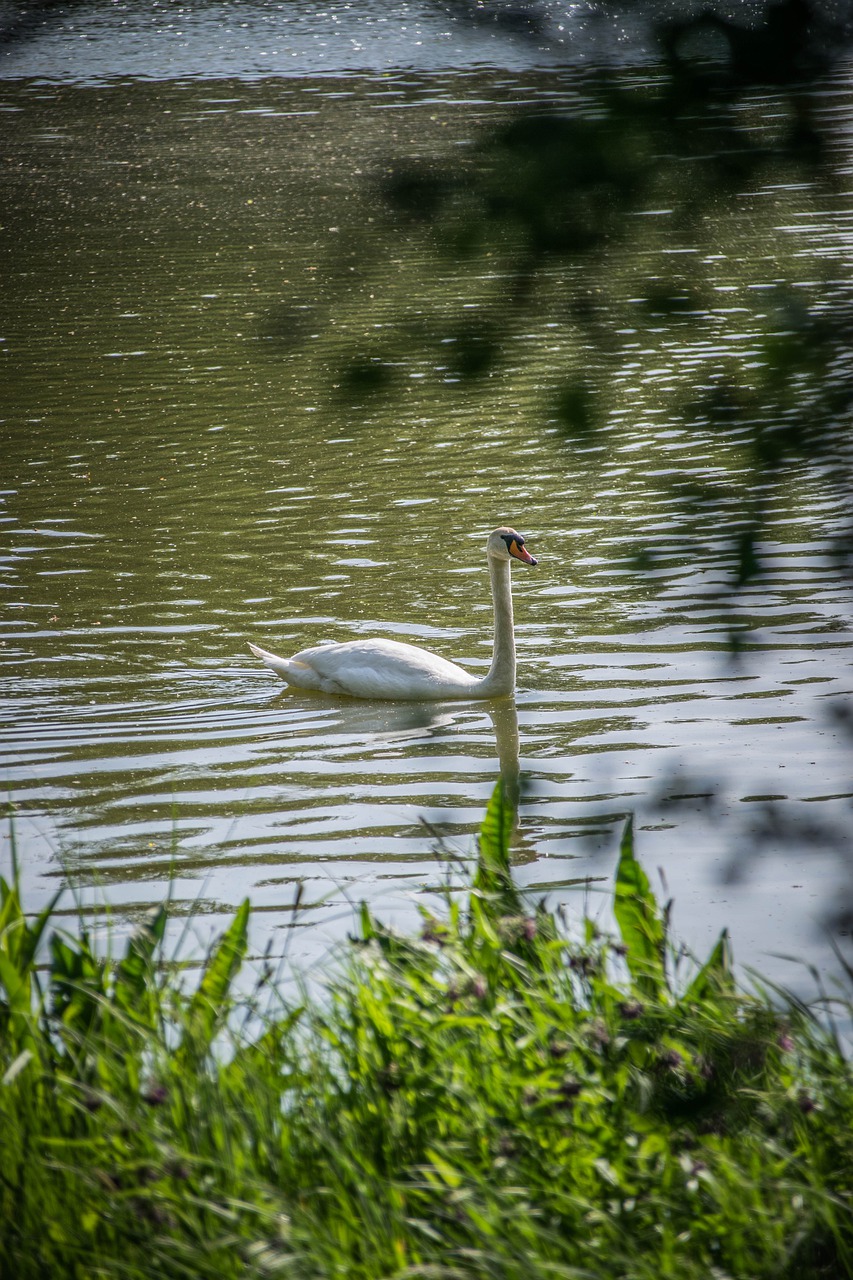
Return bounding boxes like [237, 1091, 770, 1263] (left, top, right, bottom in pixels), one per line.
[2, 53, 852, 986]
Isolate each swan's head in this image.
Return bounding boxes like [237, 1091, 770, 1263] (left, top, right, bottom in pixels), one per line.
[488, 526, 538, 566]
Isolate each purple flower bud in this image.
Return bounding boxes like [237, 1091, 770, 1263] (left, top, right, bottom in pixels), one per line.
[142, 1083, 169, 1107]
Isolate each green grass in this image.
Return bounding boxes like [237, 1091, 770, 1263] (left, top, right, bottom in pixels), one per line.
[1, 786, 851, 1279]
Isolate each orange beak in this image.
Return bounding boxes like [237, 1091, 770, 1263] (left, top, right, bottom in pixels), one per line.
[509, 539, 537, 566]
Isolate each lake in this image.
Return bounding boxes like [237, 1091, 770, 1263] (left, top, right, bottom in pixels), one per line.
[2, 2, 851, 989]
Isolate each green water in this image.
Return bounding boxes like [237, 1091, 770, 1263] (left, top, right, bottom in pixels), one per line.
[2, 69, 851, 982]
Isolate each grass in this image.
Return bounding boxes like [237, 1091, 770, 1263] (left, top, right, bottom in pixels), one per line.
[1, 785, 851, 1279]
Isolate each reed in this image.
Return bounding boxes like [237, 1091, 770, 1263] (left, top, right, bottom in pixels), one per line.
[1, 787, 850, 1279]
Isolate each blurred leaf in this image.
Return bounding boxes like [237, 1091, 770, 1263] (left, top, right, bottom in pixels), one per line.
[48, 927, 108, 1045]
[114, 905, 167, 1015]
[554, 381, 595, 437]
[2, 1048, 33, 1085]
[359, 900, 376, 942]
[383, 164, 455, 220]
[339, 357, 392, 398]
[448, 321, 500, 378]
[736, 528, 760, 587]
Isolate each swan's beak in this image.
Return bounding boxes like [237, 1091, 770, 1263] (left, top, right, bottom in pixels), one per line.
[509, 540, 537, 566]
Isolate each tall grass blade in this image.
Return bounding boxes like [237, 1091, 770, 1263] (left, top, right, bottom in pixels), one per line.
[473, 780, 520, 914]
[180, 897, 250, 1059]
[684, 927, 734, 1003]
[613, 816, 665, 998]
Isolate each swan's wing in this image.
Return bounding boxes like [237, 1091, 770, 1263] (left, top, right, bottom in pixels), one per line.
[290, 638, 480, 700]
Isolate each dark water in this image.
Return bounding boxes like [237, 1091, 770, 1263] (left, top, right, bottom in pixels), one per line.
[1, 15, 852, 987]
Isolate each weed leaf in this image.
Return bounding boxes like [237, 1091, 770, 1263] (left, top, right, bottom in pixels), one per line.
[182, 898, 250, 1058]
[613, 816, 665, 997]
[114, 905, 168, 1015]
[474, 780, 520, 913]
[685, 927, 734, 1003]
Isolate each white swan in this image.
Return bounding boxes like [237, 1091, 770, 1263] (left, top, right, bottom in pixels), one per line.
[248, 526, 537, 700]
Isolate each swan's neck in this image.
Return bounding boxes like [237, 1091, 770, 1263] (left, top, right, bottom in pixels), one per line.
[476, 555, 515, 698]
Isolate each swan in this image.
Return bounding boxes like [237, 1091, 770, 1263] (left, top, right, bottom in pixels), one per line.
[247, 526, 537, 700]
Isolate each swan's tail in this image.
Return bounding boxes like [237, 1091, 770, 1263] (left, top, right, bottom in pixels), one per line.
[247, 641, 295, 681]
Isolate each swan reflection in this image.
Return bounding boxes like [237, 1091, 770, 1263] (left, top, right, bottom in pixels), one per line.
[274, 691, 532, 859]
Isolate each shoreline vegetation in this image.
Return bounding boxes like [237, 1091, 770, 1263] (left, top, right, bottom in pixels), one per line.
[1, 786, 851, 1279]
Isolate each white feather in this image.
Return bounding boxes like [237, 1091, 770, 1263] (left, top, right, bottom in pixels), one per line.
[248, 526, 537, 701]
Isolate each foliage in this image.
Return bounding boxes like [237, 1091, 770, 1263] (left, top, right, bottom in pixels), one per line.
[1, 785, 851, 1278]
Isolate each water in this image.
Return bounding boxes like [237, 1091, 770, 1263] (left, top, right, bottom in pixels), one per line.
[0, 0, 656, 83]
[1, 13, 852, 989]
